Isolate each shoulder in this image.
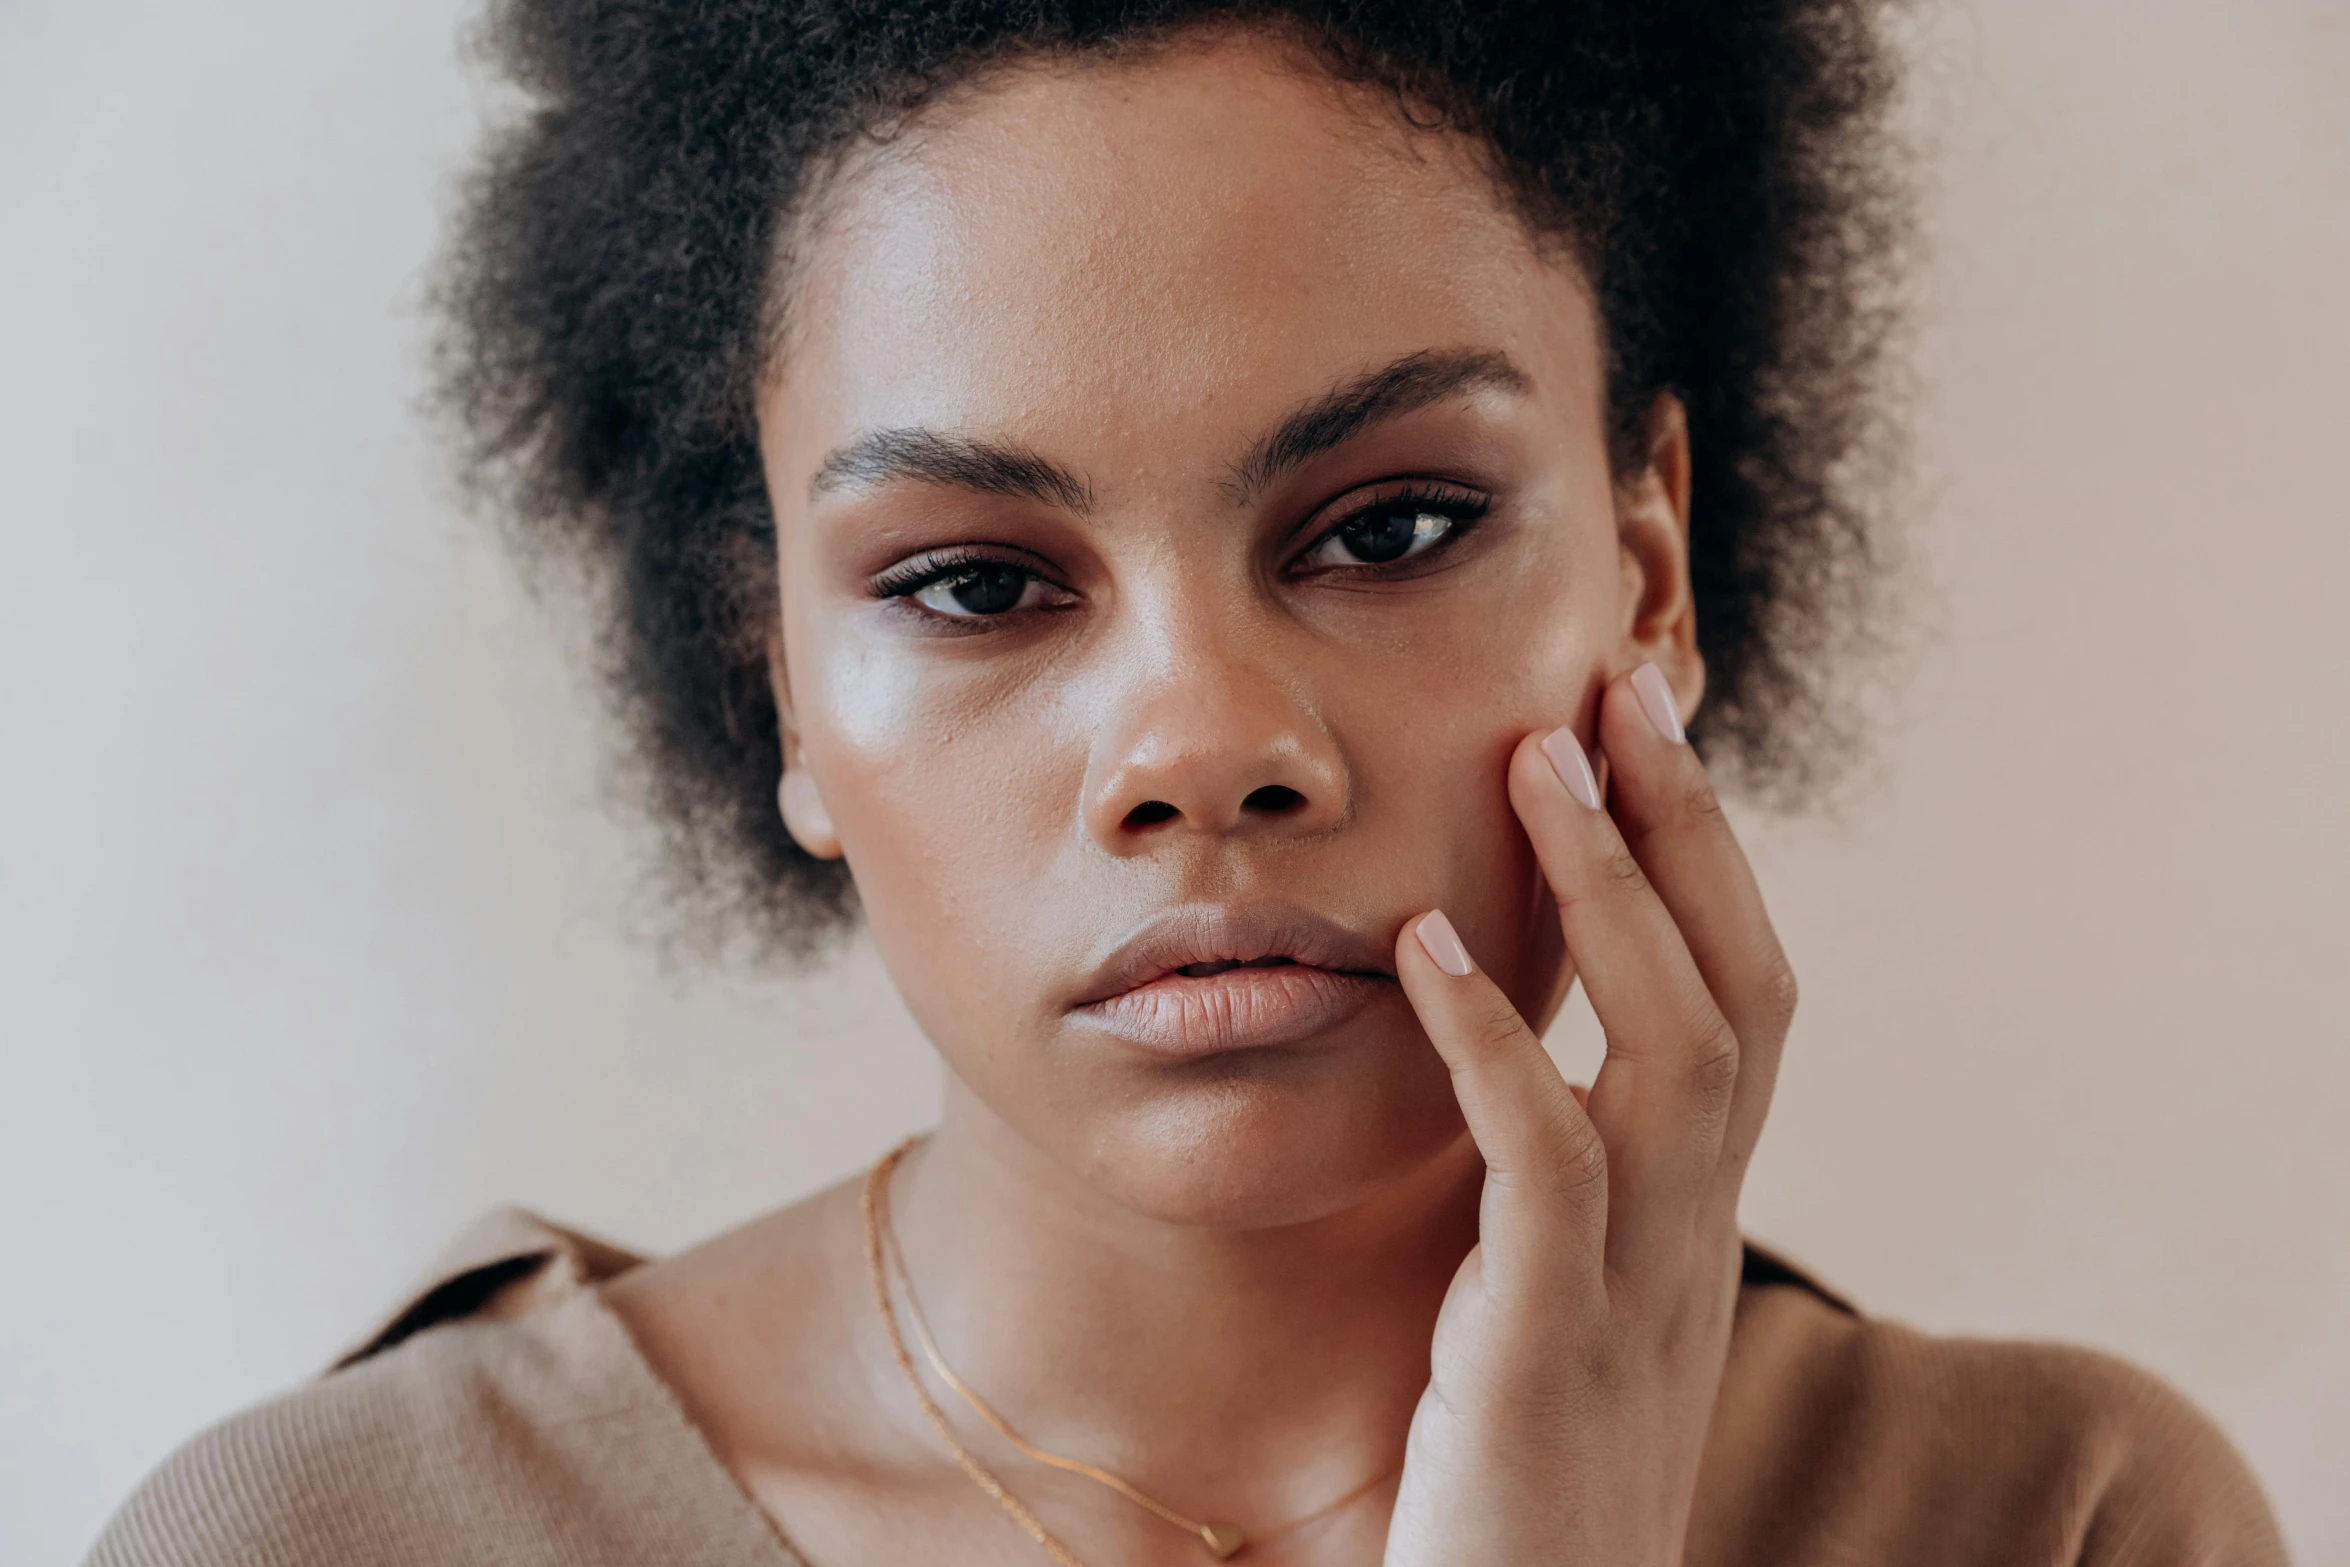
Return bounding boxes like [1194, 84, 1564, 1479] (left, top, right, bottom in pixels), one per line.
[84, 1210, 791, 1567]
[1699, 1245, 2288, 1567]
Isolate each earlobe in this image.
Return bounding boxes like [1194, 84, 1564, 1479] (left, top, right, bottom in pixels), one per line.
[766, 625, 844, 860]
[778, 769, 843, 860]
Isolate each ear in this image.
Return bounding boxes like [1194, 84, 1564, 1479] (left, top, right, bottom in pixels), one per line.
[766, 628, 843, 860]
[1613, 393, 1705, 726]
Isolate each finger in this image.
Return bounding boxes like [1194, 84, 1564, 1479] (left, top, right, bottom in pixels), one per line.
[1507, 723, 1737, 1257]
[1597, 663, 1795, 1184]
[1395, 909, 1607, 1298]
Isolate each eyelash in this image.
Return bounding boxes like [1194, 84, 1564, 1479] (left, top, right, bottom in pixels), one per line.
[872, 548, 1020, 599]
[870, 482, 1491, 623]
[871, 549, 1077, 628]
[1288, 482, 1490, 578]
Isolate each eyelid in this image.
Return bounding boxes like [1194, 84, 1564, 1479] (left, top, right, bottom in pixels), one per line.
[868, 545, 1082, 634]
[869, 543, 1066, 599]
[1284, 479, 1491, 575]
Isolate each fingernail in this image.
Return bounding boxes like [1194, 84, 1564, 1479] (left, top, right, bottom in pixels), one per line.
[1630, 662, 1686, 745]
[1414, 910, 1474, 977]
[1540, 727, 1602, 810]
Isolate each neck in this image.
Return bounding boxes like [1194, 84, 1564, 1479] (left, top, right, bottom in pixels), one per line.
[884, 1080, 1482, 1525]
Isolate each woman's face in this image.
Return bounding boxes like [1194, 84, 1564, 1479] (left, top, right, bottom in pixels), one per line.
[760, 35, 1699, 1227]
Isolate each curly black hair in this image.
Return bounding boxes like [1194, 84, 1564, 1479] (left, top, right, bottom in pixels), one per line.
[436, 0, 1911, 961]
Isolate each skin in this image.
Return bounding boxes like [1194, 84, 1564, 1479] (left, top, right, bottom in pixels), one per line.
[607, 31, 1795, 1567]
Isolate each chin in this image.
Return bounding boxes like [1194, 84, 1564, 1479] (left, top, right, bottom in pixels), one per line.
[1073, 1029, 1470, 1230]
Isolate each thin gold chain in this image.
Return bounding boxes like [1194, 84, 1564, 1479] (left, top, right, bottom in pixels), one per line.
[863, 1137, 1405, 1563]
[876, 1163, 1246, 1558]
[863, 1139, 1090, 1567]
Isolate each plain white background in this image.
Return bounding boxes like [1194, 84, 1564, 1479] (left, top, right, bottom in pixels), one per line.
[2, 2, 2344, 1562]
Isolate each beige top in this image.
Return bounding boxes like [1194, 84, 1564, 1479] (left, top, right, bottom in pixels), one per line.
[86, 1209, 2289, 1567]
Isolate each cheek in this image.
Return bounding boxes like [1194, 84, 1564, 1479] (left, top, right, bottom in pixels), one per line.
[791, 609, 1093, 1032]
[1326, 583, 1605, 986]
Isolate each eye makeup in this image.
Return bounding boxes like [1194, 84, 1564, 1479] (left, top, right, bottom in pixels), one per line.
[870, 547, 1079, 626]
[1287, 480, 1490, 576]
[859, 462, 1501, 636]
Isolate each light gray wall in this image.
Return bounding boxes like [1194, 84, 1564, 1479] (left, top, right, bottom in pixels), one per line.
[2, 2, 2344, 1562]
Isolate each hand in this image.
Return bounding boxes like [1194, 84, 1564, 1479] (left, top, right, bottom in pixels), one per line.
[1382, 664, 1797, 1567]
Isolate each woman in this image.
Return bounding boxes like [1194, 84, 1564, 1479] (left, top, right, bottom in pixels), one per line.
[90, 1, 2287, 1563]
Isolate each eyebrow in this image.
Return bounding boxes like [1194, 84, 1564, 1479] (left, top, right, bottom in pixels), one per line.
[1227, 348, 1531, 502]
[805, 347, 1528, 513]
[808, 428, 1095, 511]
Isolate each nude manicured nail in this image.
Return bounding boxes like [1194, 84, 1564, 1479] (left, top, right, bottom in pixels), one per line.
[1540, 727, 1602, 810]
[1415, 910, 1474, 977]
[1630, 662, 1686, 745]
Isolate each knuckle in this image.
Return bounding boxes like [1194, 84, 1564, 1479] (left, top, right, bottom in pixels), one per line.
[1686, 1013, 1742, 1117]
[1560, 1338, 1618, 1405]
[1467, 988, 1533, 1060]
[1478, 1347, 1596, 1431]
[1758, 957, 1801, 1032]
[1549, 837, 1653, 918]
[1596, 839, 1652, 899]
[1553, 1106, 1611, 1197]
[1675, 764, 1727, 827]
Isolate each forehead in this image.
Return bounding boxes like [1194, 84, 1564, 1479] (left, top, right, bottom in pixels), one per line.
[767, 35, 1597, 486]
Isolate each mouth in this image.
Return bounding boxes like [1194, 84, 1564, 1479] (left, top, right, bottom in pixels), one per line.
[1070, 903, 1397, 1060]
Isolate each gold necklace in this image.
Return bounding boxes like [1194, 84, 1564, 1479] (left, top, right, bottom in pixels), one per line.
[862, 1139, 1246, 1563]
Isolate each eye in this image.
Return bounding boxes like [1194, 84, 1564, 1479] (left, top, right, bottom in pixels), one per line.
[911, 562, 1043, 617]
[876, 553, 1072, 621]
[1296, 487, 1487, 572]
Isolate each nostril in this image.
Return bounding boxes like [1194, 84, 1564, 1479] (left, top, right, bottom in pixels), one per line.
[1123, 800, 1180, 830]
[1242, 785, 1306, 816]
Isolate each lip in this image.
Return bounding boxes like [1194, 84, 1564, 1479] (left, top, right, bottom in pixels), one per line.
[1069, 902, 1397, 1059]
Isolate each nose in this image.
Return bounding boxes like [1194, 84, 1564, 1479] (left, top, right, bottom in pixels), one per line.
[1081, 634, 1350, 853]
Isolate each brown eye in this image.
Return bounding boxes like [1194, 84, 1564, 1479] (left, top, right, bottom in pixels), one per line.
[1304, 507, 1456, 569]
[927, 564, 1025, 614]
[899, 560, 1066, 618]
